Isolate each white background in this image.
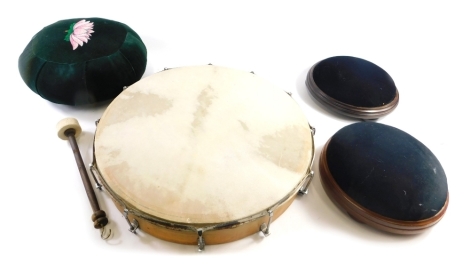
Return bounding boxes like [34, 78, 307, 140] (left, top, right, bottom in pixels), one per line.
[2, 1, 468, 271]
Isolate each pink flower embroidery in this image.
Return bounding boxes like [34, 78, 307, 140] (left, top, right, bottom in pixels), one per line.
[64, 19, 94, 50]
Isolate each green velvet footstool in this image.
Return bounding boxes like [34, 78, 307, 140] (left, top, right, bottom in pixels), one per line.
[19, 17, 147, 106]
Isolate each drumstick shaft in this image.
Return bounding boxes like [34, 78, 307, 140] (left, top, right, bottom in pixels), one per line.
[65, 128, 108, 229]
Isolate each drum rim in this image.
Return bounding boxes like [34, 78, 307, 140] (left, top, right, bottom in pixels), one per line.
[306, 63, 399, 120]
[90, 126, 315, 242]
[91, 155, 312, 229]
[319, 138, 448, 234]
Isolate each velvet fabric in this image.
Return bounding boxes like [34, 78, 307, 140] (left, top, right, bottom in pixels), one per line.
[19, 18, 147, 105]
[311, 56, 396, 108]
[326, 122, 447, 221]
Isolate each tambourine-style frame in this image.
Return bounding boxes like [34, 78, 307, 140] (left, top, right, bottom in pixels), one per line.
[88, 65, 316, 249]
[319, 139, 449, 234]
[90, 121, 315, 249]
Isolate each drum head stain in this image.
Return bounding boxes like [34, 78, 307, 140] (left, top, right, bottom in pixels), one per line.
[191, 85, 216, 131]
[258, 125, 310, 173]
[105, 92, 173, 125]
[238, 120, 249, 131]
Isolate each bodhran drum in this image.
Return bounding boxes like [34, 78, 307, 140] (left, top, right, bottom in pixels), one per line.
[90, 65, 314, 248]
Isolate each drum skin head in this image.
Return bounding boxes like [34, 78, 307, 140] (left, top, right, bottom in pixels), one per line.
[93, 65, 313, 245]
[18, 18, 147, 106]
[319, 122, 448, 234]
[306, 56, 399, 119]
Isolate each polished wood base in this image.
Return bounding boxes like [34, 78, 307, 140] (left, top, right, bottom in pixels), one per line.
[319, 139, 449, 234]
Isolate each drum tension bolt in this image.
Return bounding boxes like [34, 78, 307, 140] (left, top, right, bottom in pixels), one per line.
[123, 209, 139, 234]
[197, 229, 205, 252]
[260, 210, 273, 237]
[299, 171, 314, 195]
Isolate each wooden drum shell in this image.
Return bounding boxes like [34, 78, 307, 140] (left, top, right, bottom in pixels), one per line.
[105, 187, 297, 245]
